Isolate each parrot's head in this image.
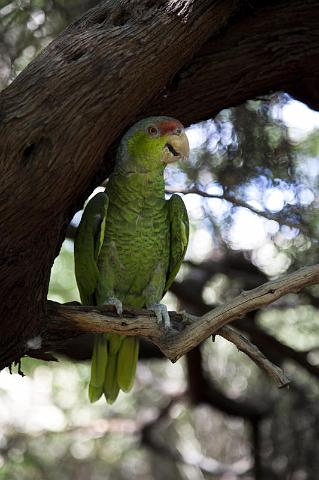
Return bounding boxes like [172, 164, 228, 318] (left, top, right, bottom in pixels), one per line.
[116, 116, 189, 174]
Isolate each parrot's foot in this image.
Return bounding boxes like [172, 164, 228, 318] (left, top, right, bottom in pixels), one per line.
[149, 303, 171, 330]
[105, 297, 123, 316]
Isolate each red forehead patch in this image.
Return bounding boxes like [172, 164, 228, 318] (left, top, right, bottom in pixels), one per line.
[158, 119, 183, 135]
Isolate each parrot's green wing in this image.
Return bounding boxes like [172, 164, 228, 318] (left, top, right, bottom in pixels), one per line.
[74, 192, 108, 305]
[164, 194, 189, 294]
[74, 192, 109, 403]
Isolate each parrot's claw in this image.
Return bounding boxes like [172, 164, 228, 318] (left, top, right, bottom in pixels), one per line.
[149, 303, 171, 331]
[105, 297, 123, 316]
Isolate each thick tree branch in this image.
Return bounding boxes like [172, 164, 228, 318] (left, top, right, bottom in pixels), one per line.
[40, 265, 319, 386]
[146, 0, 319, 121]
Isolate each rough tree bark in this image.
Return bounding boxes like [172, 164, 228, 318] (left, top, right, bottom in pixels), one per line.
[0, 0, 318, 369]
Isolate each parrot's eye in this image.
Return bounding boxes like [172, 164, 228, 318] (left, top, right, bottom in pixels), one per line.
[175, 128, 182, 135]
[147, 125, 159, 137]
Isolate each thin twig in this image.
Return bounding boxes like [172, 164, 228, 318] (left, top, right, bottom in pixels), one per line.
[166, 187, 311, 234]
[219, 326, 290, 388]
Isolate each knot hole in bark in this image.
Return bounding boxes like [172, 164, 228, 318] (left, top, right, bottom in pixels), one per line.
[68, 49, 86, 62]
[22, 143, 35, 165]
[92, 10, 109, 26]
[110, 7, 130, 27]
[22, 137, 53, 166]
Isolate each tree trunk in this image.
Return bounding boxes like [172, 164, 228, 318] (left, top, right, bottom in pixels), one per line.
[0, 0, 318, 369]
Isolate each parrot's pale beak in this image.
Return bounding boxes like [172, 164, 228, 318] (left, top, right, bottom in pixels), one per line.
[162, 131, 190, 164]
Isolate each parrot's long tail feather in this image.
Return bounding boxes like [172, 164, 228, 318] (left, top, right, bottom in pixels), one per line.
[117, 337, 139, 392]
[90, 334, 139, 404]
[103, 333, 123, 404]
[89, 335, 108, 403]
[103, 351, 120, 404]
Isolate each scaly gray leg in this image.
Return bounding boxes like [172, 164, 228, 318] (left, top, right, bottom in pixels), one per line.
[149, 303, 171, 330]
[105, 296, 123, 316]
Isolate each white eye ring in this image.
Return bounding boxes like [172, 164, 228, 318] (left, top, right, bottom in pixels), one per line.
[175, 128, 182, 135]
[147, 125, 159, 137]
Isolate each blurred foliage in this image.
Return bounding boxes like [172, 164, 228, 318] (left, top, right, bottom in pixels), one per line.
[1, 1, 319, 479]
[0, 0, 99, 84]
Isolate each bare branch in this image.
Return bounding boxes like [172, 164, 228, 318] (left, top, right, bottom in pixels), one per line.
[166, 187, 311, 234]
[219, 326, 290, 388]
[172, 265, 319, 360]
[238, 319, 319, 380]
[42, 265, 319, 388]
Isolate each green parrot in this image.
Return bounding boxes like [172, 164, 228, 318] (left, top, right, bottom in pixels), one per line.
[74, 116, 189, 404]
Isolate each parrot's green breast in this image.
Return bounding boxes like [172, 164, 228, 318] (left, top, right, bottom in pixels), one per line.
[97, 171, 170, 308]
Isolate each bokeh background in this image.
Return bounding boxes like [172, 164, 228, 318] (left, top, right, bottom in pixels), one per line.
[0, 1, 319, 479]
